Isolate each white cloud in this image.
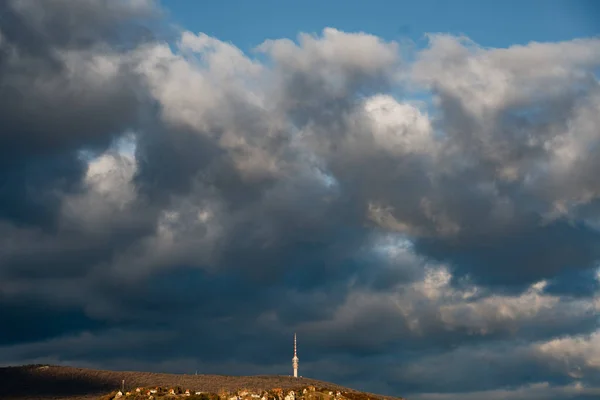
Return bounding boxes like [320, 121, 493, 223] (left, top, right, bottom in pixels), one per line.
[413, 35, 600, 119]
[61, 151, 137, 229]
[538, 331, 600, 370]
[364, 94, 436, 155]
[298, 246, 600, 342]
[258, 27, 399, 88]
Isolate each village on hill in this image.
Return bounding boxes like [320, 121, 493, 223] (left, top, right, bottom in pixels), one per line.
[103, 384, 373, 400]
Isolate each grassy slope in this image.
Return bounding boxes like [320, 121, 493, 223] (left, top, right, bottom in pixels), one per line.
[0, 365, 403, 400]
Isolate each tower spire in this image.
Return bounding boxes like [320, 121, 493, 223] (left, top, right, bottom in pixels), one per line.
[292, 333, 299, 378]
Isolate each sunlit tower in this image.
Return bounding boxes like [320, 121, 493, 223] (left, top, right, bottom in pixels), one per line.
[292, 333, 299, 378]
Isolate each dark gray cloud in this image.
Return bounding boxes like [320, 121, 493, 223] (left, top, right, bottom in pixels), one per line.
[1, 2, 600, 400]
[0, 0, 157, 232]
[0, 0, 152, 155]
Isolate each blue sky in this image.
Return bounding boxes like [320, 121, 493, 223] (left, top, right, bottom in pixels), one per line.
[163, 0, 599, 52]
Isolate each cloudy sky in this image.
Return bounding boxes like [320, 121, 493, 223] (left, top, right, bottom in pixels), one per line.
[1, 0, 600, 399]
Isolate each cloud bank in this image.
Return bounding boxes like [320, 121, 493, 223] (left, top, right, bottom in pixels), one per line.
[1, 1, 600, 399]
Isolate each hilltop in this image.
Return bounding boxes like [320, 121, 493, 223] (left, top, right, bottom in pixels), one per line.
[0, 365, 404, 400]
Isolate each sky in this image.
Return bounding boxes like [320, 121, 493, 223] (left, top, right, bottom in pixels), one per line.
[1, 1, 600, 400]
[164, 0, 599, 51]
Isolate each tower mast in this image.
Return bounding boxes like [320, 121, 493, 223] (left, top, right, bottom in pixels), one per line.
[292, 333, 299, 378]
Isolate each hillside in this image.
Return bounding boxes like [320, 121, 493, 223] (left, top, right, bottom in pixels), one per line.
[0, 365, 404, 400]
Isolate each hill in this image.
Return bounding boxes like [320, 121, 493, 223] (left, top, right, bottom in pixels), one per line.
[0, 365, 404, 400]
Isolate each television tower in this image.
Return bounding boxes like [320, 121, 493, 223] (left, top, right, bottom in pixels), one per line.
[292, 333, 299, 378]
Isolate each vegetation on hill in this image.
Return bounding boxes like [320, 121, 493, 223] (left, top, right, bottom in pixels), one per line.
[0, 365, 403, 400]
